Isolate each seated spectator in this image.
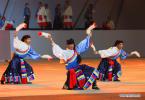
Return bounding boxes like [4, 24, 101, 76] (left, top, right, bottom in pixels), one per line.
[102, 16, 115, 30]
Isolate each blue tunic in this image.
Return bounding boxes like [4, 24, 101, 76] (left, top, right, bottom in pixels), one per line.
[66, 36, 90, 70]
[16, 47, 40, 60]
[112, 49, 128, 60]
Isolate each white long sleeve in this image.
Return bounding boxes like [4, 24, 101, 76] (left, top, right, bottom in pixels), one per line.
[14, 36, 29, 52]
[98, 47, 120, 58]
[52, 43, 74, 61]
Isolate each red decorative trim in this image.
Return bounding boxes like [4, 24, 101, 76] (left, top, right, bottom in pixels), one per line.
[16, 47, 29, 54]
[21, 78, 27, 84]
[66, 50, 78, 64]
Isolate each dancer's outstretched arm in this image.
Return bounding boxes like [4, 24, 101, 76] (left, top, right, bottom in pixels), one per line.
[91, 43, 141, 58]
[13, 23, 29, 52]
[47, 34, 68, 60]
[38, 32, 74, 61]
[14, 23, 27, 37]
[76, 23, 96, 54]
[90, 43, 120, 58]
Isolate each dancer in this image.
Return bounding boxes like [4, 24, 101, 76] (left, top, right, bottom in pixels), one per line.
[91, 40, 141, 81]
[1, 23, 52, 84]
[38, 23, 99, 90]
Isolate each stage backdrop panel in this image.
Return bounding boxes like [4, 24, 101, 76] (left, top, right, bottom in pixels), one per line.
[0, 31, 11, 61]
[9, 30, 145, 59]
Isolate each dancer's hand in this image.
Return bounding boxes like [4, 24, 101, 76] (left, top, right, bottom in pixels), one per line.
[16, 23, 27, 32]
[14, 23, 27, 37]
[41, 55, 53, 61]
[90, 42, 97, 54]
[94, 51, 98, 55]
[47, 33, 55, 46]
[86, 22, 97, 36]
[38, 32, 51, 38]
[38, 32, 55, 46]
[47, 33, 52, 39]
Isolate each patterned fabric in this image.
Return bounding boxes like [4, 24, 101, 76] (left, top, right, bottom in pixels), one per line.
[97, 58, 121, 81]
[63, 64, 96, 90]
[1, 75, 21, 83]
[83, 69, 99, 89]
[1, 55, 35, 84]
[20, 59, 28, 84]
[108, 59, 114, 81]
[75, 69, 86, 88]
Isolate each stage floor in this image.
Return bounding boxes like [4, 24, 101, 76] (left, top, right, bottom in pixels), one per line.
[0, 59, 145, 99]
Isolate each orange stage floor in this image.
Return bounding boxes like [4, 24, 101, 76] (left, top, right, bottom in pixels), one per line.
[0, 59, 145, 100]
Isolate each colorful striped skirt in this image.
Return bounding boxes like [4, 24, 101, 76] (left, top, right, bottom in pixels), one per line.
[1, 55, 35, 84]
[63, 64, 99, 90]
[97, 58, 122, 81]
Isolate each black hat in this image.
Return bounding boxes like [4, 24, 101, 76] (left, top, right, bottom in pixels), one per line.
[21, 35, 31, 42]
[66, 38, 75, 45]
[114, 40, 124, 46]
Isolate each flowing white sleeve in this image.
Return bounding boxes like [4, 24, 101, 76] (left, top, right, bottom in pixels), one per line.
[13, 36, 29, 52]
[52, 44, 74, 61]
[98, 47, 119, 58]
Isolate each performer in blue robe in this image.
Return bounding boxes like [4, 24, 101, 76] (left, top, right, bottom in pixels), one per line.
[39, 23, 100, 90]
[92, 40, 128, 81]
[1, 23, 42, 84]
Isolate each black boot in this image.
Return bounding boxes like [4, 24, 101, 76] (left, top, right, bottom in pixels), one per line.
[1, 80, 4, 84]
[27, 82, 32, 84]
[113, 76, 120, 82]
[113, 79, 120, 82]
[92, 80, 100, 90]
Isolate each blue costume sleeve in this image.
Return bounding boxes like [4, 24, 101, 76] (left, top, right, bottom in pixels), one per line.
[76, 36, 90, 54]
[28, 48, 41, 60]
[120, 49, 128, 60]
